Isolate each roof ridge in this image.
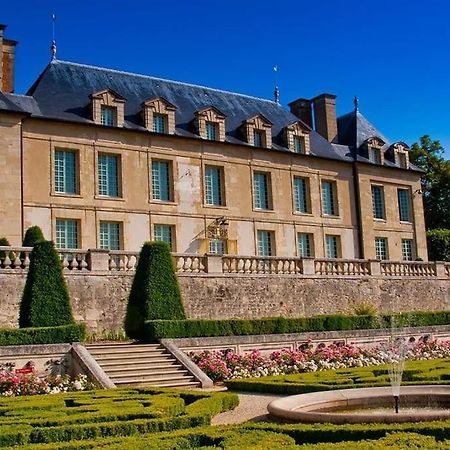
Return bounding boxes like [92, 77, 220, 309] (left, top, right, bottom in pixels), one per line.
[53, 60, 283, 106]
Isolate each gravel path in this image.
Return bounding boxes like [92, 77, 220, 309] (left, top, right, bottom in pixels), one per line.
[212, 392, 281, 425]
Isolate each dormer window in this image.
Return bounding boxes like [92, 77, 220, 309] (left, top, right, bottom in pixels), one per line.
[283, 121, 310, 154]
[206, 121, 218, 141]
[142, 97, 177, 135]
[101, 106, 116, 126]
[363, 137, 385, 165]
[194, 107, 226, 141]
[242, 114, 272, 149]
[398, 152, 407, 168]
[391, 142, 410, 169]
[90, 89, 126, 127]
[153, 113, 167, 133]
[369, 147, 382, 164]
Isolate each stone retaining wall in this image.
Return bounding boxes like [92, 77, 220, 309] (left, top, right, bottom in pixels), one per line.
[0, 272, 448, 333]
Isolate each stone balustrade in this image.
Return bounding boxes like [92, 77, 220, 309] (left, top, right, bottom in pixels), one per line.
[0, 246, 448, 278]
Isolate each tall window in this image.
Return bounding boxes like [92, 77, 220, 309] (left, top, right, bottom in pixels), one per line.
[398, 188, 412, 222]
[257, 230, 274, 256]
[154, 224, 174, 250]
[54, 150, 77, 194]
[293, 177, 309, 213]
[253, 130, 265, 147]
[402, 239, 414, 261]
[98, 154, 120, 197]
[152, 160, 172, 201]
[99, 221, 121, 250]
[100, 106, 116, 126]
[321, 181, 337, 216]
[253, 172, 271, 210]
[209, 239, 227, 255]
[205, 166, 224, 206]
[369, 147, 381, 164]
[375, 237, 388, 260]
[397, 153, 408, 169]
[326, 235, 340, 259]
[56, 219, 79, 249]
[206, 122, 218, 141]
[293, 136, 305, 154]
[371, 185, 385, 220]
[153, 114, 167, 133]
[297, 233, 313, 257]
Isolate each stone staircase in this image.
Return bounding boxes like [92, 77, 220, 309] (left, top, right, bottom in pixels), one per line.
[85, 342, 200, 388]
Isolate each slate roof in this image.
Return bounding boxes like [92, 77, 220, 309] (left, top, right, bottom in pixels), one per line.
[0, 91, 24, 113]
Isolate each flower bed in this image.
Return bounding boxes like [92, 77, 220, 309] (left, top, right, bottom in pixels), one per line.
[189, 339, 450, 382]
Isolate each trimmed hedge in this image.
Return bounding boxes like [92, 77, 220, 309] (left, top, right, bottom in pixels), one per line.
[427, 229, 450, 261]
[125, 241, 185, 340]
[22, 225, 45, 247]
[19, 240, 74, 328]
[0, 323, 86, 346]
[142, 310, 450, 341]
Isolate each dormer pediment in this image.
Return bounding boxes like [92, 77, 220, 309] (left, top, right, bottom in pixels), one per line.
[143, 96, 177, 111]
[90, 88, 125, 127]
[192, 106, 226, 141]
[243, 114, 273, 128]
[90, 89, 126, 103]
[283, 121, 311, 154]
[195, 106, 226, 120]
[390, 142, 410, 169]
[364, 136, 385, 148]
[241, 114, 272, 148]
[142, 96, 177, 134]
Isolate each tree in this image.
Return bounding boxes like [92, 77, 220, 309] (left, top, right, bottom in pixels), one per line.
[22, 226, 45, 247]
[410, 136, 450, 230]
[124, 241, 186, 340]
[19, 240, 74, 328]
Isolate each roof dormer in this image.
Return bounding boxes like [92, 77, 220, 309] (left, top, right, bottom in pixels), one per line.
[363, 136, 386, 165]
[194, 106, 226, 141]
[90, 89, 126, 127]
[390, 142, 410, 169]
[142, 96, 177, 134]
[241, 114, 272, 148]
[283, 121, 311, 154]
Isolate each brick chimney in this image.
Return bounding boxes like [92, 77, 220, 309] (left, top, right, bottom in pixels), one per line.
[0, 25, 17, 93]
[312, 94, 338, 143]
[288, 98, 313, 129]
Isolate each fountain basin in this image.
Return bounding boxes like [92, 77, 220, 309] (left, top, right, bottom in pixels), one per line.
[267, 385, 450, 423]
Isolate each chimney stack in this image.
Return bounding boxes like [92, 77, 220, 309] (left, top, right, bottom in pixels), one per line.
[288, 98, 313, 129]
[312, 93, 338, 143]
[0, 24, 17, 93]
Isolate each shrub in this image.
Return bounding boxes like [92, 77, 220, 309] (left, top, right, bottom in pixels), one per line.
[124, 241, 185, 340]
[22, 225, 45, 247]
[427, 229, 450, 261]
[349, 301, 377, 316]
[0, 237, 13, 261]
[19, 240, 74, 328]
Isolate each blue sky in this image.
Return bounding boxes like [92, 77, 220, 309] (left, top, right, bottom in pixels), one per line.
[2, 0, 449, 157]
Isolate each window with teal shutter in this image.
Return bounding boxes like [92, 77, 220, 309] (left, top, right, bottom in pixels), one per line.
[297, 233, 312, 257]
[293, 136, 305, 154]
[253, 130, 265, 147]
[375, 237, 388, 260]
[398, 189, 411, 222]
[54, 150, 77, 194]
[294, 177, 308, 213]
[326, 235, 339, 258]
[154, 224, 174, 250]
[257, 230, 273, 256]
[206, 122, 218, 141]
[152, 160, 172, 201]
[401, 239, 414, 261]
[205, 166, 224, 206]
[371, 185, 385, 219]
[253, 172, 271, 209]
[321, 181, 336, 215]
[56, 219, 79, 249]
[98, 154, 119, 197]
[99, 222, 121, 250]
[209, 239, 226, 255]
[153, 114, 167, 133]
[101, 106, 116, 126]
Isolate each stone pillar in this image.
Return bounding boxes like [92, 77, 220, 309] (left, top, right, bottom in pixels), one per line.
[87, 249, 110, 272]
[205, 255, 223, 274]
[369, 260, 381, 276]
[302, 258, 316, 275]
[434, 261, 446, 278]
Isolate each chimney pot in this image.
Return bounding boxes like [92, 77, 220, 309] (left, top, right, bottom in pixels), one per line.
[288, 98, 313, 129]
[312, 93, 338, 143]
[0, 25, 17, 93]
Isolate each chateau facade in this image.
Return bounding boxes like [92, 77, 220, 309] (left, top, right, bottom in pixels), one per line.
[0, 25, 426, 261]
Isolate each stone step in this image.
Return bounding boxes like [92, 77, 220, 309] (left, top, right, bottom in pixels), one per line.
[113, 377, 200, 388]
[87, 347, 166, 356]
[98, 360, 180, 370]
[85, 343, 162, 350]
[92, 355, 174, 364]
[107, 368, 189, 378]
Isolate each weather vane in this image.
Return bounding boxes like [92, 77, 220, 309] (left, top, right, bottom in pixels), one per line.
[50, 14, 57, 60]
[273, 65, 280, 104]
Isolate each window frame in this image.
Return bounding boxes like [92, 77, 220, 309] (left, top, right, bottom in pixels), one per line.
[153, 224, 175, 251]
[151, 159, 174, 203]
[293, 135, 306, 154]
[55, 218, 80, 249]
[371, 185, 386, 220]
[297, 232, 313, 258]
[321, 180, 338, 216]
[53, 148, 79, 196]
[100, 105, 117, 127]
[205, 121, 219, 141]
[208, 239, 227, 255]
[374, 236, 389, 260]
[293, 176, 310, 214]
[253, 129, 266, 148]
[99, 221, 122, 250]
[97, 152, 122, 198]
[325, 234, 341, 259]
[401, 238, 414, 261]
[253, 171, 273, 211]
[256, 230, 275, 256]
[369, 147, 382, 164]
[397, 188, 412, 223]
[204, 165, 226, 207]
[153, 113, 168, 134]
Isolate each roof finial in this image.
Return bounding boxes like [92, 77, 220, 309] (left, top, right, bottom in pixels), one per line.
[354, 95, 359, 112]
[273, 65, 280, 104]
[50, 14, 57, 61]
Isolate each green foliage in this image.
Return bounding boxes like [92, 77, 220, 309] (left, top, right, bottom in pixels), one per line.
[349, 301, 377, 316]
[0, 323, 86, 345]
[0, 237, 12, 261]
[19, 240, 74, 328]
[22, 226, 45, 247]
[225, 358, 450, 394]
[410, 135, 450, 230]
[124, 241, 185, 340]
[142, 310, 450, 342]
[427, 229, 450, 262]
[0, 388, 238, 447]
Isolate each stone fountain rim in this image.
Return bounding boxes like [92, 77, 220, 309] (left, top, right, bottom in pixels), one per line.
[267, 385, 450, 424]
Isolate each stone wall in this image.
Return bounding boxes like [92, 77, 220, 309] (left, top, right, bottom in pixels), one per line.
[1, 272, 448, 334]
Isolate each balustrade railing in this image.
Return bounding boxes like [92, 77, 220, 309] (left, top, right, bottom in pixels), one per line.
[380, 261, 437, 277]
[314, 258, 371, 276]
[0, 246, 448, 278]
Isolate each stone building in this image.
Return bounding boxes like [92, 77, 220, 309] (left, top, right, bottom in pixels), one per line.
[0, 25, 426, 261]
